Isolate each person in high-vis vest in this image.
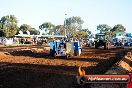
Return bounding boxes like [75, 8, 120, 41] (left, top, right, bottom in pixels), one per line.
[95, 38, 99, 42]
[104, 38, 108, 42]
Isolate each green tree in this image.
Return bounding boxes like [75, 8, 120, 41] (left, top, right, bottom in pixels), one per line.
[110, 24, 126, 37]
[19, 24, 32, 33]
[30, 28, 39, 35]
[0, 15, 18, 37]
[0, 23, 4, 36]
[82, 28, 92, 38]
[111, 24, 126, 32]
[55, 25, 64, 35]
[39, 22, 55, 35]
[75, 31, 88, 39]
[65, 16, 84, 37]
[97, 24, 112, 34]
[0, 23, 2, 29]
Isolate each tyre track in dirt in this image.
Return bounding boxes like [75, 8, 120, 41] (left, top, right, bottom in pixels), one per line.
[0, 46, 131, 88]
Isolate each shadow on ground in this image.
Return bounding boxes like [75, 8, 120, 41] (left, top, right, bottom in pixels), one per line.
[0, 62, 79, 88]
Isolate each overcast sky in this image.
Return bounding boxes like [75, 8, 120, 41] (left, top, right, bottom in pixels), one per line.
[0, 0, 132, 33]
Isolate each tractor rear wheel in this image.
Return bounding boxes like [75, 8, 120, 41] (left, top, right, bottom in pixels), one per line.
[104, 42, 107, 49]
[95, 42, 98, 49]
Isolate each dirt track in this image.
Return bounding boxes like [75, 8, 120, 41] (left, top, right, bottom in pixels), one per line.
[0, 46, 131, 88]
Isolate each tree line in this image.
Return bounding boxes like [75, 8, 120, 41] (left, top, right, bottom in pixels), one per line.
[0, 15, 126, 39]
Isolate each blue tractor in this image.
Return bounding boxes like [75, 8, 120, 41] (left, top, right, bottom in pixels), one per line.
[50, 40, 81, 58]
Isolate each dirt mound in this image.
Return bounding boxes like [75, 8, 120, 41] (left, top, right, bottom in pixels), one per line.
[89, 49, 132, 88]
[105, 49, 132, 74]
[0, 52, 7, 56]
[0, 52, 11, 57]
[117, 50, 132, 72]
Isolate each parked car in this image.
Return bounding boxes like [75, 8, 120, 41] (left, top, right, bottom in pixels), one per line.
[114, 41, 123, 46]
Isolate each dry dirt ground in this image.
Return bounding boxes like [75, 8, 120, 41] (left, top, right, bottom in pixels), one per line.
[0, 45, 131, 88]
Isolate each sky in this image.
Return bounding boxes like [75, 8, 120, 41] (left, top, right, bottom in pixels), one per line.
[0, 0, 132, 33]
